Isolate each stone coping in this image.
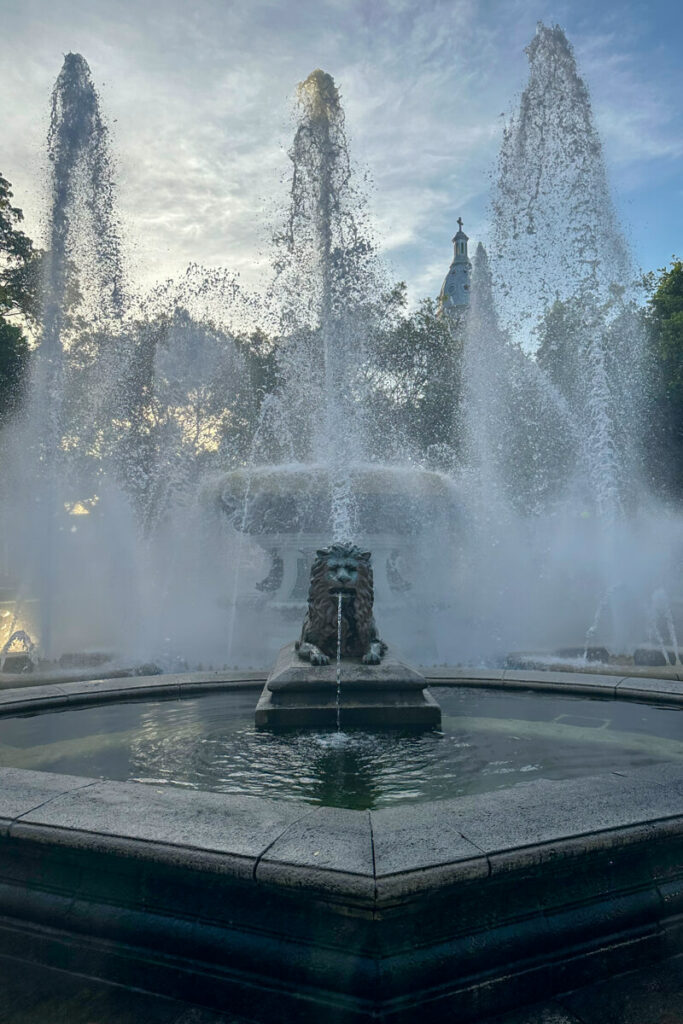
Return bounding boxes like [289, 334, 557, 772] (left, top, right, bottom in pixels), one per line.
[0, 667, 677, 900]
[0, 671, 267, 714]
[425, 666, 683, 705]
[0, 665, 681, 714]
[0, 665, 677, 905]
[0, 762, 681, 908]
[506, 654, 683, 680]
[4, 657, 679, 690]
[0, 672, 680, 1022]
[0, 666, 266, 691]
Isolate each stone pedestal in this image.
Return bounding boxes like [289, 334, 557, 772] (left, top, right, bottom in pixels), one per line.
[255, 643, 441, 729]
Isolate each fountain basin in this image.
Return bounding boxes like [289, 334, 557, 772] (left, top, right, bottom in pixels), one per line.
[0, 671, 680, 1022]
[211, 462, 457, 537]
[207, 462, 458, 610]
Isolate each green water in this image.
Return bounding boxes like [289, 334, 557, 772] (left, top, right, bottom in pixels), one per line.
[0, 687, 680, 809]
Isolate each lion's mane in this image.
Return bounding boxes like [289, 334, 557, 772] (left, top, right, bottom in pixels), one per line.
[298, 545, 385, 659]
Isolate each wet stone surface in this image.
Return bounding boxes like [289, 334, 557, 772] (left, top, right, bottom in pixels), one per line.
[0, 949, 680, 1023]
[480, 954, 683, 1024]
[267, 642, 428, 690]
[0, 686, 679, 809]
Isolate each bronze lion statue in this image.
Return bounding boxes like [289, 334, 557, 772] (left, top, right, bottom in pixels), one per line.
[295, 544, 387, 666]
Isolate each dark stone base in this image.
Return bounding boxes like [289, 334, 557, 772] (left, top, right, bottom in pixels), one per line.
[255, 643, 441, 729]
[255, 683, 442, 729]
[0, 764, 681, 1024]
[0, 652, 33, 673]
[634, 645, 680, 667]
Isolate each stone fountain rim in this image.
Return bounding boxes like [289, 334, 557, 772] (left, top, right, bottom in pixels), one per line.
[0, 669, 680, 1022]
[210, 460, 458, 497]
[0, 666, 678, 903]
[1, 663, 681, 712]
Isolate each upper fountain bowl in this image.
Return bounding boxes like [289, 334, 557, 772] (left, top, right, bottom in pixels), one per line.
[206, 462, 459, 536]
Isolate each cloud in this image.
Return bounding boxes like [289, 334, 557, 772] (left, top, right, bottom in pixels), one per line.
[576, 31, 683, 169]
[1, 0, 681, 309]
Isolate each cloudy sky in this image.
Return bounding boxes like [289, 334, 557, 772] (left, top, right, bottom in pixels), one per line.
[2, 0, 682, 305]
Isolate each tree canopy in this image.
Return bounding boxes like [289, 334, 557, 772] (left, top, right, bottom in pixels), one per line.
[368, 283, 464, 466]
[0, 174, 41, 422]
[647, 259, 683, 495]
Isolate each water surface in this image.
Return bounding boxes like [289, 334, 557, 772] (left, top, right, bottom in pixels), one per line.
[0, 686, 679, 809]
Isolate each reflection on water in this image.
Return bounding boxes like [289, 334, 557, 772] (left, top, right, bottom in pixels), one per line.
[0, 687, 680, 809]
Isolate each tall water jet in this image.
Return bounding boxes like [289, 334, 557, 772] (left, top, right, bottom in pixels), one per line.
[8, 53, 129, 660]
[456, 22, 677, 661]
[491, 22, 646, 521]
[212, 70, 458, 666]
[492, 23, 630, 322]
[273, 69, 381, 540]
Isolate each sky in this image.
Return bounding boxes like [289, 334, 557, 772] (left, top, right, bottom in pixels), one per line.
[1, 0, 682, 307]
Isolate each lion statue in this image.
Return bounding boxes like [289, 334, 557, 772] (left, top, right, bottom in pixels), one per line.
[295, 544, 387, 666]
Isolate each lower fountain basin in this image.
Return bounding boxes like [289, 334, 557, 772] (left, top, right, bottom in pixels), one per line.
[0, 671, 680, 1023]
[0, 680, 681, 806]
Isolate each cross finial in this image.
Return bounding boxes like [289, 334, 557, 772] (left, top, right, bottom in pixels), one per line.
[457, 217, 464, 231]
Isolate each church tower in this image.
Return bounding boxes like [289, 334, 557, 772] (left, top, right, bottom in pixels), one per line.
[438, 218, 471, 316]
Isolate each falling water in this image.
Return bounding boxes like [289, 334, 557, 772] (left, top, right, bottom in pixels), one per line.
[461, 243, 511, 507]
[492, 24, 631, 323]
[448, 21, 677, 661]
[490, 23, 645, 521]
[19, 53, 127, 658]
[224, 400, 281, 663]
[647, 589, 681, 665]
[1, 54, 264, 669]
[336, 592, 343, 730]
[2, 39, 679, 674]
[583, 586, 620, 661]
[272, 69, 379, 541]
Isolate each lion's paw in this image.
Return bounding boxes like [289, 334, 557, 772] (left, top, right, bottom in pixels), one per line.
[310, 650, 329, 666]
[362, 651, 381, 665]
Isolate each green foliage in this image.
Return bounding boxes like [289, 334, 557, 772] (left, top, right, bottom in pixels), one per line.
[0, 175, 35, 306]
[369, 284, 463, 465]
[649, 260, 683, 403]
[102, 311, 279, 528]
[536, 297, 582, 406]
[0, 319, 29, 423]
[230, 327, 279, 455]
[647, 259, 683, 495]
[0, 173, 43, 423]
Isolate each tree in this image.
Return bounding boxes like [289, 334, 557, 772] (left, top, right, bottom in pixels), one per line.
[536, 297, 583, 407]
[647, 259, 683, 496]
[368, 284, 463, 465]
[103, 310, 279, 530]
[0, 173, 41, 422]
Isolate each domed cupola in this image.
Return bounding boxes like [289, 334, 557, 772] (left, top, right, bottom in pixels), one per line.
[438, 217, 472, 315]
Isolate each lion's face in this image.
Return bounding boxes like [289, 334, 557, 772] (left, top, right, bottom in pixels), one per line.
[324, 551, 362, 596]
[311, 544, 372, 605]
[303, 544, 380, 658]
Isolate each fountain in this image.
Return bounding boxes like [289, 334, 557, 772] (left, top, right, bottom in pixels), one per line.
[0, 24, 680, 1024]
[207, 68, 459, 668]
[254, 544, 441, 728]
[449, 22, 682, 666]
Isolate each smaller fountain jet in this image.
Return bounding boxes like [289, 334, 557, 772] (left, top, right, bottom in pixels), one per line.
[255, 545, 440, 729]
